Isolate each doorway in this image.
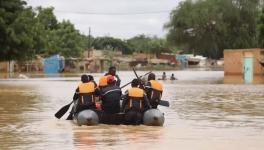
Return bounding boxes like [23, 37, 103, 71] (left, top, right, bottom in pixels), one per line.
[244, 57, 253, 84]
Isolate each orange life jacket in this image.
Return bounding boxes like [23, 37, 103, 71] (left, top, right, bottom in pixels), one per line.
[79, 82, 95, 93]
[128, 87, 144, 109]
[99, 74, 119, 87]
[79, 82, 96, 104]
[99, 75, 110, 87]
[149, 80, 163, 92]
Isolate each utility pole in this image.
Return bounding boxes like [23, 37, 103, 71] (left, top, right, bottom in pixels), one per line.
[88, 27, 91, 58]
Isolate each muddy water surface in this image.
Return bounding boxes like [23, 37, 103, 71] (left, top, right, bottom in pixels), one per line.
[0, 71, 264, 150]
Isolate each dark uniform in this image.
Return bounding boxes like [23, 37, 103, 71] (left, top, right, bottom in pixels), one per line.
[121, 87, 151, 125]
[145, 80, 163, 109]
[100, 84, 122, 114]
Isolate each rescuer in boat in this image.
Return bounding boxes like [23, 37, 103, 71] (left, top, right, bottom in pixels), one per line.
[100, 75, 122, 114]
[87, 74, 102, 110]
[88, 75, 97, 87]
[144, 73, 163, 109]
[99, 66, 121, 89]
[121, 79, 151, 125]
[72, 74, 100, 114]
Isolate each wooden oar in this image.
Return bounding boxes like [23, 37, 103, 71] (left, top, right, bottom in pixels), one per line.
[54, 101, 73, 119]
[132, 68, 170, 107]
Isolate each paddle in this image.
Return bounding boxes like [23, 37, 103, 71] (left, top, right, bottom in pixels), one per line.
[132, 68, 170, 107]
[66, 110, 74, 120]
[54, 101, 73, 119]
[120, 71, 152, 89]
[159, 100, 170, 107]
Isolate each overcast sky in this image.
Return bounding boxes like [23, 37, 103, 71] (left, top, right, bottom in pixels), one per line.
[26, 0, 182, 39]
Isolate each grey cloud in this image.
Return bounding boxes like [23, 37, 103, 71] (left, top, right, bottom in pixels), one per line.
[26, 0, 182, 39]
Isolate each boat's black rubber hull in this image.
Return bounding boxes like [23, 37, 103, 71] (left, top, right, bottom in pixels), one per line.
[75, 110, 99, 126]
[74, 109, 164, 126]
[143, 109, 165, 126]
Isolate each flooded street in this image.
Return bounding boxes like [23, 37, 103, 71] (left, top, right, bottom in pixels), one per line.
[1, 71, 264, 150]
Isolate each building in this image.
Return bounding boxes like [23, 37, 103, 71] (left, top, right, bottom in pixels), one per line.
[176, 55, 188, 68]
[0, 61, 13, 73]
[158, 53, 178, 65]
[131, 53, 148, 66]
[224, 48, 264, 84]
[43, 55, 65, 74]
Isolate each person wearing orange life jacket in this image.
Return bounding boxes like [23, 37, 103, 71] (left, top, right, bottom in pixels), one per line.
[144, 73, 163, 109]
[121, 79, 151, 125]
[98, 75, 111, 89]
[88, 75, 98, 87]
[87, 74, 102, 110]
[73, 74, 100, 114]
[99, 66, 121, 89]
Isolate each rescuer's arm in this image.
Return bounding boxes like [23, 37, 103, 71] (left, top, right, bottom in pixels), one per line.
[121, 91, 128, 112]
[115, 74, 121, 87]
[94, 87, 101, 97]
[143, 93, 151, 109]
[144, 81, 151, 94]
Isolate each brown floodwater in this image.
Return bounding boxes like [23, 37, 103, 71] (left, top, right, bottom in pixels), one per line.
[0, 71, 264, 150]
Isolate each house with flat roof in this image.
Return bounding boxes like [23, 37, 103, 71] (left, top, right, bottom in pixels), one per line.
[224, 48, 264, 84]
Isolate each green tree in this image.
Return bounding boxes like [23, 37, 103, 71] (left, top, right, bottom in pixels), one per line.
[0, 0, 36, 61]
[165, 0, 261, 59]
[33, 7, 58, 56]
[46, 20, 86, 57]
[92, 36, 132, 54]
[127, 34, 169, 55]
[33, 7, 86, 57]
[0, 2, 88, 61]
[35, 7, 58, 30]
[258, 7, 264, 47]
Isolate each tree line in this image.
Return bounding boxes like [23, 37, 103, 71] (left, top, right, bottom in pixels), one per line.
[165, 0, 264, 59]
[1, 0, 264, 62]
[0, 0, 86, 61]
[0, 0, 170, 62]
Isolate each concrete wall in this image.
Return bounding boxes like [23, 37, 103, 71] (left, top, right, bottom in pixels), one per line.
[224, 48, 264, 84]
[0, 61, 16, 73]
[0, 62, 8, 72]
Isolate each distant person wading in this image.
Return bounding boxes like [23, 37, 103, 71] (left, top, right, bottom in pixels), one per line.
[162, 72, 167, 80]
[170, 73, 177, 80]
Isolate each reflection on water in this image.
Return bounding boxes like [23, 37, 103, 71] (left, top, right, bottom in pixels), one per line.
[0, 71, 264, 150]
[73, 125, 163, 149]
